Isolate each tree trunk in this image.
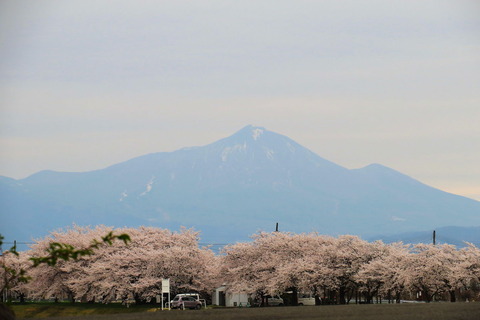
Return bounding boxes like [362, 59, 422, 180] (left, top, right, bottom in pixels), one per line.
[291, 287, 298, 306]
[339, 286, 346, 305]
[261, 295, 268, 307]
[424, 291, 432, 303]
[329, 289, 336, 305]
[313, 286, 322, 305]
[68, 292, 75, 304]
[395, 292, 401, 304]
[450, 290, 456, 302]
[346, 287, 354, 304]
[134, 293, 144, 305]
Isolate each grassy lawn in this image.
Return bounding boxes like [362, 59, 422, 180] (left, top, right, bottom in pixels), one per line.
[9, 302, 155, 319]
[8, 302, 480, 320]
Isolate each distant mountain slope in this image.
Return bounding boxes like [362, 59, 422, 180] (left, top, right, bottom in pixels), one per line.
[1, 125, 479, 244]
[369, 226, 480, 247]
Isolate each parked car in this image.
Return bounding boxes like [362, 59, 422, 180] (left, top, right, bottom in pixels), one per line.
[266, 295, 284, 306]
[298, 294, 316, 306]
[171, 295, 203, 310]
[172, 293, 200, 301]
[168, 293, 201, 308]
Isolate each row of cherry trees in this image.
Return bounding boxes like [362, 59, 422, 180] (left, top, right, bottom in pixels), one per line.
[2, 227, 480, 304]
[222, 232, 480, 304]
[2, 226, 217, 303]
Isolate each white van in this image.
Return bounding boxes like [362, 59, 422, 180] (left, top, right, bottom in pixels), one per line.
[298, 293, 316, 306]
[265, 295, 284, 306]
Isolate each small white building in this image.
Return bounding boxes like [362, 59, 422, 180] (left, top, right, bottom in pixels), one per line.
[213, 285, 251, 307]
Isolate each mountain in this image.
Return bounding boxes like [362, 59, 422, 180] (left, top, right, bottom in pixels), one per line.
[1, 125, 479, 245]
[369, 226, 480, 248]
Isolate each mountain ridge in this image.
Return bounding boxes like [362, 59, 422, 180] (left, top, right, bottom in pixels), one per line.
[1, 125, 479, 244]
[369, 226, 480, 248]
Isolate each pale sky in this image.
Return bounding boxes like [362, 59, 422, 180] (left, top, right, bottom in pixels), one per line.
[1, 0, 479, 200]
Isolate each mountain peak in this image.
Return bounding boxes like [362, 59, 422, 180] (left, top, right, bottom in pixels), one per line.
[2, 125, 480, 245]
[232, 125, 267, 141]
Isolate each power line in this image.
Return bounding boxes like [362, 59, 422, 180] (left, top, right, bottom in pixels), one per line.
[3, 242, 35, 245]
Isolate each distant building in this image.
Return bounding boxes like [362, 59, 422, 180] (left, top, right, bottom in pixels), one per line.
[212, 285, 251, 307]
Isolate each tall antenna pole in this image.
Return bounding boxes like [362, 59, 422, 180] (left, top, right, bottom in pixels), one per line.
[433, 230, 436, 245]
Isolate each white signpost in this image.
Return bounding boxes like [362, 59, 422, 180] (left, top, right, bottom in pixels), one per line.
[161, 278, 170, 310]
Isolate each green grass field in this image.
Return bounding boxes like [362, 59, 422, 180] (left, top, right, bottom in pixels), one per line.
[9, 303, 154, 319]
[9, 302, 480, 320]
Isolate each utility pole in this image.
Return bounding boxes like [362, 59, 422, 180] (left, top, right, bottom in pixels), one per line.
[433, 230, 436, 246]
[1, 239, 5, 302]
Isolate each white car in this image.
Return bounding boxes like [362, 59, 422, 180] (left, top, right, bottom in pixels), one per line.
[266, 295, 284, 306]
[168, 293, 202, 308]
[298, 294, 315, 306]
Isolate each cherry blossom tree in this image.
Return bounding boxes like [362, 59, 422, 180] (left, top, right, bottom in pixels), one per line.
[26, 225, 116, 302]
[273, 234, 336, 305]
[1, 235, 30, 301]
[402, 244, 455, 302]
[221, 232, 383, 305]
[317, 235, 383, 304]
[461, 243, 480, 282]
[0, 250, 31, 302]
[220, 232, 284, 305]
[260, 232, 333, 305]
[456, 243, 480, 301]
[5, 226, 479, 306]
[355, 242, 410, 303]
[25, 225, 216, 303]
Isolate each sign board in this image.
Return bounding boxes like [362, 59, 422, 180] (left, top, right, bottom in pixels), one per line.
[161, 278, 171, 310]
[162, 278, 170, 293]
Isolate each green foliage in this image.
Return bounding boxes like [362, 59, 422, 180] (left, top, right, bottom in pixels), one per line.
[1, 235, 31, 292]
[0, 235, 18, 256]
[30, 232, 131, 267]
[1, 231, 131, 294]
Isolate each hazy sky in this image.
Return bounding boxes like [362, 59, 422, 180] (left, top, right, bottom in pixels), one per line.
[1, 0, 479, 200]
